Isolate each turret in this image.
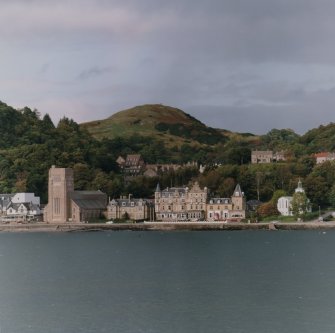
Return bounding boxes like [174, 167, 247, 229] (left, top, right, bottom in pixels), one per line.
[231, 184, 246, 211]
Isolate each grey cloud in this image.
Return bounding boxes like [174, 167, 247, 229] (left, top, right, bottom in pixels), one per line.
[189, 85, 335, 135]
[3, 0, 335, 134]
[3, 0, 335, 64]
[77, 67, 114, 80]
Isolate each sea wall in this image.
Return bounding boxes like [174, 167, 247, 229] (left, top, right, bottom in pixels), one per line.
[1, 221, 335, 232]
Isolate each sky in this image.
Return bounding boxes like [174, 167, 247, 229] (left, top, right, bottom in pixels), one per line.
[1, 0, 335, 134]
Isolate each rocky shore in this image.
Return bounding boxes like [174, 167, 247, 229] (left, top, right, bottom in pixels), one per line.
[1, 221, 335, 232]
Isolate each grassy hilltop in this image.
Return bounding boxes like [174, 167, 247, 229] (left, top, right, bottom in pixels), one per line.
[81, 104, 226, 146]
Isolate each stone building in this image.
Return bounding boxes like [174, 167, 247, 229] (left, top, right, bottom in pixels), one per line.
[251, 150, 274, 164]
[106, 197, 154, 221]
[206, 184, 246, 221]
[251, 150, 286, 164]
[117, 154, 145, 176]
[207, 198, 232, 221]
[44, 166, 107, 223]
[70, 191, 107, 223]
[154, 182, 208, 221]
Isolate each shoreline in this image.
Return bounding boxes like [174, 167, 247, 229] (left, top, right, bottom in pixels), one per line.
[0, 221, 335, 232]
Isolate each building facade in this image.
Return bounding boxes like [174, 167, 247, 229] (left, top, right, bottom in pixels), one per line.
[251, 150, 286, 164]
[277, 196, 293, 216]
[206, 184, 246, 221]
[251, 150, 273, 163]
[154, 182, 208, 221]
[106, 197, 154, 221]
[207, 198, 232, 221]
[45, 166, 74, 223]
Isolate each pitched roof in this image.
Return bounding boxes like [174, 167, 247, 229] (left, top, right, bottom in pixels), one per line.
[208, 198, 231, 204]
[314, 152, 330, 158]
[70, 191, 107, 210]
[232, 184, 243, 197]
[109, 198, 153, 207]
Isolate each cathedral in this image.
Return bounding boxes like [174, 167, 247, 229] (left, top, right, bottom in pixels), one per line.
[44, 166, 107, 223]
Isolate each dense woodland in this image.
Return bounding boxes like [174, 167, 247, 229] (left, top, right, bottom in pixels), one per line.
[1, 101, 335, 217]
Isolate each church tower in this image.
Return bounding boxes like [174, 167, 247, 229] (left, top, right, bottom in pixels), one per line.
[46, 166, 74, 222]
[295, 179, 305, 193]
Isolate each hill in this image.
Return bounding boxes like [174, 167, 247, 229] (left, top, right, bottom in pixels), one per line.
[81, 104, 226, 146]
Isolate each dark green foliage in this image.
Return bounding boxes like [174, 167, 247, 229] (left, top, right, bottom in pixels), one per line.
[300, 123, 335, 153]
[155, 122, 225, 145]
[262, 128, 300, 149]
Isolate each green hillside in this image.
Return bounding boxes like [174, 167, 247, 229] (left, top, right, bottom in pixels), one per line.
[2, 99, 335, 210]
[81, 104, 226, 146]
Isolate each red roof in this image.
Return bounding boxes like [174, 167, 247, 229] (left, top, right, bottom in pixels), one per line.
[314, 152, 330, 158]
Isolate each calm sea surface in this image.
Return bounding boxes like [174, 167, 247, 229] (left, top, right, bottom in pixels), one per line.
[0, 230, 335, 333]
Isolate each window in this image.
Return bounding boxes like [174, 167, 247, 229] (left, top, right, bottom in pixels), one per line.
[54, 198, 60, 214]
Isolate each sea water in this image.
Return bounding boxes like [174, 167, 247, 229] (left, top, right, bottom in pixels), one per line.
[0, 230, 335, 333]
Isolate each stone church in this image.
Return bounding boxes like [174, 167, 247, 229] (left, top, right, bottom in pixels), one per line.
[44, 166, 107, 223]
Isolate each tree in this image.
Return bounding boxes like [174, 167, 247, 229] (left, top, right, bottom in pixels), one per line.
[304, 174, 329, 208]
[329, 184, 335, 208]
[291, 192, 310, 219]
[217, 177, 236, 198]
[271, 190, 287, 205]
[257, 202, 279, 218]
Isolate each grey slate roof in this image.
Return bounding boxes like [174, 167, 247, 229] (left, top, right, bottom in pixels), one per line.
[70, 191, 107, 210]
[233, 184, 243, 197]
[208, 198, 231, 204]
[109, 198, 153, 207]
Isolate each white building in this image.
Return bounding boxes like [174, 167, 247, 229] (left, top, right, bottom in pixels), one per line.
[6, 202, 42, 220]
[277, 180, 311, 216]
[277, 196, 293, 216]
[0, 192, 42, 222]
[314, 152, 335, 164]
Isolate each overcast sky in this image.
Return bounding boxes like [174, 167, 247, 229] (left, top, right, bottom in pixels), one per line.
[1, 0, 335, 134]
